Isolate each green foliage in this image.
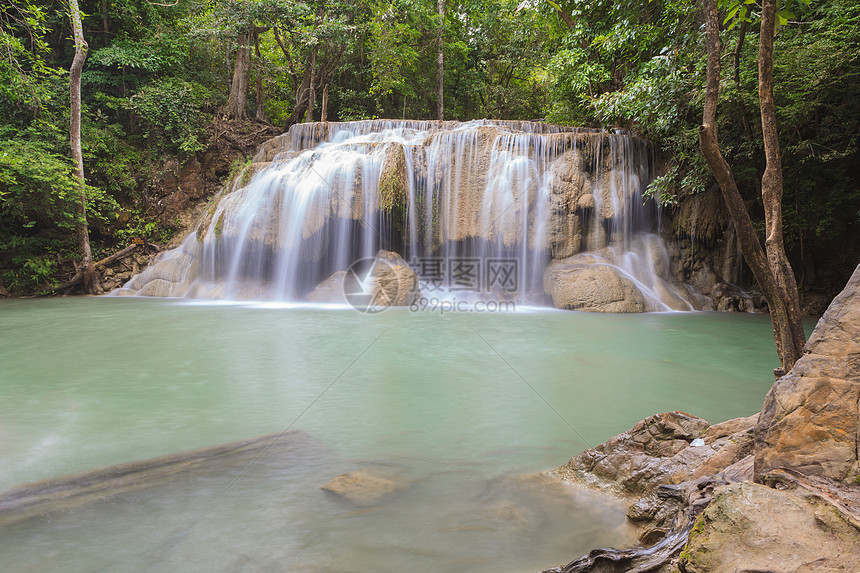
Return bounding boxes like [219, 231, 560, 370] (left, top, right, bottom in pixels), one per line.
[89, 34, 190, 74]
[0, 0, 857, 293]
[368, 0, 420, 97]
[774, 0, 860, 244]
[127, 78, 213, 152]
[0, 235, 64, 292]
[0, 138, 85, 231]
[0, 136, 117, 292]
[226, 155, 253, 186]
[115, 214, 166, 244]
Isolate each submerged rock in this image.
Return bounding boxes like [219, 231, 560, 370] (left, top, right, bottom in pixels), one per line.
[0, 430, 323, 526]
[321, 469, 410, 506]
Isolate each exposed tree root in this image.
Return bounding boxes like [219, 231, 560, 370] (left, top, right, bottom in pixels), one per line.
[53, 242, 162, 294]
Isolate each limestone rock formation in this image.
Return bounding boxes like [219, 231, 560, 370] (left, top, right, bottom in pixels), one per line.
[543, 263, 860, 573]
[320, 469, 410, 506]
[306, 251, 417, 308]
[306, 270, 348, 304]
[372, 250, 418, 306]
[553, 412, 754, 495]
[755, 262, 860, 483]
[544, 236, 697, 313]
[377, 143, 408, 215]
[679, 482, 860, 573]
[544, 256, 651, 313]
[541, 413, 758, 572]
[114, 120, 704, 311]
[550, 411, 758, 542]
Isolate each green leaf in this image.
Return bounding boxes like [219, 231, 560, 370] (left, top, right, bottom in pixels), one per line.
[776, 10, 794, 25]
[724, 4, 740, 25]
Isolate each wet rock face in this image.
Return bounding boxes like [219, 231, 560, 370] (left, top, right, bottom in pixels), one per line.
[544, 256, 650, 313]
[549, 411, 758, 549]
[755, 263, 860, 483]
[554, 412, 750, 497]
[680, 482, 860, 573]
[115, 121, 705, 311]
[306, 250, 417, 307]
[305, 270, 348, 304]
[372, 250, 418, 306]
[544, 247, 695, 313]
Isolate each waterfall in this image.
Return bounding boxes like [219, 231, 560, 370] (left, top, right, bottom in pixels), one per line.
[113, 120, 697, 311]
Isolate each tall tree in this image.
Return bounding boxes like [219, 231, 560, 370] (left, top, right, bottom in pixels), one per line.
[757, 0, 806, 369]
[436, 0, 444, 120]
[68, 0, 99, 294]
[699, 0, 805, 374]
[272, 2, 349, 127]
[225, 29, 252, 120]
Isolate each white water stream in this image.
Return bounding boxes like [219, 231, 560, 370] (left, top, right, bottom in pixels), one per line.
[115, 121, 694, 310]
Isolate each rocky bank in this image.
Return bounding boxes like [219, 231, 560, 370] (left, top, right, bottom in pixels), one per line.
[542, 263, 860, 572]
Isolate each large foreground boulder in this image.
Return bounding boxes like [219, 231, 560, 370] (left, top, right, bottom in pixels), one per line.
[680, 482, 860, 573]
[755, 263, 860, 483]
[543, 264, 860, 573]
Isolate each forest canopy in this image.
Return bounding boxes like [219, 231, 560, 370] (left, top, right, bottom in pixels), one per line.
[0, 0, 857, 294]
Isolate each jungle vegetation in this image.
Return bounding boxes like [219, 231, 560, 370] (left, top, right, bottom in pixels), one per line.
[0, 0, 857, 298]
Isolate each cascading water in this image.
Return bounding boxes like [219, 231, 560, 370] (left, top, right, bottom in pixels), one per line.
[113, 120, 697, 311]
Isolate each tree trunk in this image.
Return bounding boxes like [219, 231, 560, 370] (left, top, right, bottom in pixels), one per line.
[286, 70, 311, 127]
[320, 84, 328, 122]
[69, 0, 99, 294]
[304, 49, 317, 123]
[758, 0, 806, 370]
[225, 30, 251, 121]
[254, 29, 265, 121]
[699, 0, 801, 374]
[436, 0, 444, 120]
[101, 0, 109, 44]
